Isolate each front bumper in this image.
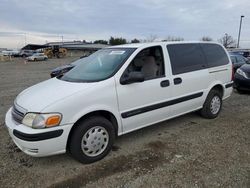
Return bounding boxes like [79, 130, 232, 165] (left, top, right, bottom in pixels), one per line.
[234, 74, 250, 91]
[5, 108, 73, 157]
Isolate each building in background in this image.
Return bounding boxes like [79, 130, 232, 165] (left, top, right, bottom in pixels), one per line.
[20, 41, 109, 58]
[45, 41, 109, 57]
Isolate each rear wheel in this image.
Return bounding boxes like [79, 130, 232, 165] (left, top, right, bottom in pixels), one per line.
[34, 58, 37, 61]
[68, 116, 115, 163]
[200, 89, 222, 119]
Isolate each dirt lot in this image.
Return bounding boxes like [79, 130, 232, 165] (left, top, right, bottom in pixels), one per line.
[0, 58, 249, 188]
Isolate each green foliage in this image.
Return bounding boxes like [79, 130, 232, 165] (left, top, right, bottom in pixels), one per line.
[201, 36, 213, 41]
[93, 40, 108, 44]
[109, 37, 127, 45]
[131, 38, 140, 43]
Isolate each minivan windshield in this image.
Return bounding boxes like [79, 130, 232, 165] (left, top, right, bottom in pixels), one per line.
[60, 48, 135, 82]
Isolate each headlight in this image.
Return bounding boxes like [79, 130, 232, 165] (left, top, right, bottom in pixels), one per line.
[236, 69, 248, 79]
[22, 113, 62, 129]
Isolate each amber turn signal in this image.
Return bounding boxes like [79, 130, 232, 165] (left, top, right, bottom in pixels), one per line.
[45, 115, 61, 127]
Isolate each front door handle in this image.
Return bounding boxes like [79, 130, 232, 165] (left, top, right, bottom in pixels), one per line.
[174, 77, 182, 85]
[160, 80, 170, 87]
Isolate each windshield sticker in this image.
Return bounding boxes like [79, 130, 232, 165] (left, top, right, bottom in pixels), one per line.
[109, 51, 125, 55]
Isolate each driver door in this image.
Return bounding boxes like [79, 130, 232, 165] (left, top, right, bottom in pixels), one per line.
[115, 46, 173, 134]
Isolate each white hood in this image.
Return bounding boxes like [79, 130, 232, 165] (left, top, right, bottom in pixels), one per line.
[16, 78, 95, 112]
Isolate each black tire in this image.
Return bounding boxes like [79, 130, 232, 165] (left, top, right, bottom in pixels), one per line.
[68, 116, 115, 164]
[200, 89, 222, 119]
[34, 58, 37, 61]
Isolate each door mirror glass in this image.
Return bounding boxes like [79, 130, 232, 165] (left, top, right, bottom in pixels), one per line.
[120, 71, 144, 85]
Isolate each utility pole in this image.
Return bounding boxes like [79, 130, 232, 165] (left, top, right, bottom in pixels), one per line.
[237, 15, 244, 48]
[24, 33, 27, 46]
[61, 35, 64, 45]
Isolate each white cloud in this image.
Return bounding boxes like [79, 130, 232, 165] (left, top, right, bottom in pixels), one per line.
[0, 0, 250, 48]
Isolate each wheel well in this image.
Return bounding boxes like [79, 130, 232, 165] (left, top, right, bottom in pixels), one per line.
[66, 110, 119, 151]
[211, 84, 224, 97]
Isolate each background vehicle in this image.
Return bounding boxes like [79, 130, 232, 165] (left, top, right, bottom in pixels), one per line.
[20, 50, 35, 57]
[234, 60, 250, 93]
[229, 54, 247, 71]
[50, 58, 86, 77]
[229, 50, 250, 59]
[44, 45, 67, 58]
[26, 53, 48, 61]
[2, 50, 20, 57]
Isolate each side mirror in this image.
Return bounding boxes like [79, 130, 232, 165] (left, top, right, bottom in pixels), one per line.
[120, 71, 144, 85]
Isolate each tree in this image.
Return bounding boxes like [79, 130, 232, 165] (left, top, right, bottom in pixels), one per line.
[109, 37, 127, 45]
[131, 38, 140, 43]
[218, 34, 236, 48]
[201, 36, 213, 41]
[93, 40, 108, 44]
[162, 36, 184, 41]
[146, 34, 158, 42]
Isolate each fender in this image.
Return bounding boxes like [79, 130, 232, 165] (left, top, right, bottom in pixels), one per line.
[69, 105, 123, 135]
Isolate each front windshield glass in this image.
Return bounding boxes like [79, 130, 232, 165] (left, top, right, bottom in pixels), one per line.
[60, 48, 135, 82]
[71, 58, 87, 66]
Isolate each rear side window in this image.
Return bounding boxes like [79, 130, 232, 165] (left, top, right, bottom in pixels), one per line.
[167, 44, 206, 75]
[201, 44, 229, 67]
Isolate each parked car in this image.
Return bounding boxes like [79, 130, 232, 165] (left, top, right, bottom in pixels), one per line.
[229, 50, 250, 59]
[20, 50, 35, 57]
[229, 54, 247, 71]
[1, 50, 20, 57]
[5, 42, 233, 163]
[50, 58, 86, 77]
[26, 53, 48, 61]
[234, 60, 250, 92]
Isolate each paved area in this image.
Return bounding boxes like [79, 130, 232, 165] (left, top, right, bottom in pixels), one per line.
[0, 58, 249, 187]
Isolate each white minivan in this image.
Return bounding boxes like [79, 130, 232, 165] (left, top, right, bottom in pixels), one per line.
[5, 42, 233, 163]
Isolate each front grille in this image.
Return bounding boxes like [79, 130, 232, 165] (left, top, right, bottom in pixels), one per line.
[12, 105, 25, 124]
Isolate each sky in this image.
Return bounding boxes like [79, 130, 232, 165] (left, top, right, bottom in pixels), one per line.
[0, 0, 250, 49]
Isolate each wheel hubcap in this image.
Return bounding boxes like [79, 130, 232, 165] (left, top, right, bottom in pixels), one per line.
[210, 95, 221, 115]
[81, 126, 109, 157]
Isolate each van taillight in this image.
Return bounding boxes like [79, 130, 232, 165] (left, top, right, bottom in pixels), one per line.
[231, 64, 234, 81]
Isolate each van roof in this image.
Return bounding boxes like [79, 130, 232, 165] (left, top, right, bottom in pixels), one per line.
[107, 41, 221, 49]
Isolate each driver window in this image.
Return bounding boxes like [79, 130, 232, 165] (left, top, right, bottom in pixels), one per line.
[124, 46, 165, 80]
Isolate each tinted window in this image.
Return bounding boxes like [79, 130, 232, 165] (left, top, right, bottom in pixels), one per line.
[201, 44, 229, 67]
[167, 44, 206, 75]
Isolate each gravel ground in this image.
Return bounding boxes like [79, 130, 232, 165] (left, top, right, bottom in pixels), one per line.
[0, 58, 249, 188]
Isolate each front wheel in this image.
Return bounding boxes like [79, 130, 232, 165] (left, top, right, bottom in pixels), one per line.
[68, 116, 115, 163]
[200, 89, 222, 119]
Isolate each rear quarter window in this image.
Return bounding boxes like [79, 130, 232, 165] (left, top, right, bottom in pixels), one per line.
[167, 43, 206, 75]
[200, 44, 229, 67]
